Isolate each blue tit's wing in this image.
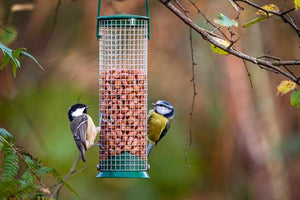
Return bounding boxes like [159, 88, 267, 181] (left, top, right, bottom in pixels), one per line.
[155, 120, 170, 145]
[147, 111, 169, 144]
[147, 109, 154, 134]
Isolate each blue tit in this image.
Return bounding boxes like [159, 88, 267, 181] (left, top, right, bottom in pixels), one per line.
[147, 100, 175, 157]
[68, 103, 101, 162]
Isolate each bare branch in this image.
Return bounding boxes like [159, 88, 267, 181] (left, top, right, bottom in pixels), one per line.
[235, 0, 300, 37]
[158, 0, 300, 84]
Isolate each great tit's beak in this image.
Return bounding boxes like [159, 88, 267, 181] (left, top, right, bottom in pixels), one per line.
[86, 105, 91, 109]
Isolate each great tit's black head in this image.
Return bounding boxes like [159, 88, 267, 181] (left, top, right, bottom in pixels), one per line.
[152, 100, 175, 119]
[68, 103, 90, 121]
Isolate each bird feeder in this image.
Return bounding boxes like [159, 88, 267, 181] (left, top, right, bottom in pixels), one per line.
[96, 0, 150, 178]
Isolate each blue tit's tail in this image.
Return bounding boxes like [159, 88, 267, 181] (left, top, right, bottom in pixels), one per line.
[147, 143, 154, 157]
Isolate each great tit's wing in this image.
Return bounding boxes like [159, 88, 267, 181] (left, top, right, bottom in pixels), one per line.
[74, 115, 88, 151]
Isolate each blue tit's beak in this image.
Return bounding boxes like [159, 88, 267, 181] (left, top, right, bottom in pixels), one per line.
[152, 103, 156, 106]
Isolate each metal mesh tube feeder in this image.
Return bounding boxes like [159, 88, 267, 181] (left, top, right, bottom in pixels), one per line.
[96, 0, 150, 179]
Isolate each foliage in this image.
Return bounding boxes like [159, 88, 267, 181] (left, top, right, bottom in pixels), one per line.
[256, 4, 279, 17]
[275, 80, 300, 109]
[213, 13, 238, 27]
[291, 91, 300, 109]
[277, 80, 296, 96]
[0, 42, 44, 77]
[0, 26, 18, 45]
[243, 4, 279, 28]
[294, 0, 300, 10]
[0, 128, 78, 200]
[210, 37, 230, 55]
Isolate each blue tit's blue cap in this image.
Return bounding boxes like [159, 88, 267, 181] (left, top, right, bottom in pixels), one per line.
[153, 100, 174, 110]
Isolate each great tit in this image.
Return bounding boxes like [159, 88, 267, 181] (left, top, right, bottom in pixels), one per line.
[68, 103, 100, 162]
[147, 100, 175, 157]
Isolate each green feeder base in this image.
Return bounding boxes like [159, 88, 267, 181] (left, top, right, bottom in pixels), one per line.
[97, 171, 149, 179]
[96, 152, 150, 178]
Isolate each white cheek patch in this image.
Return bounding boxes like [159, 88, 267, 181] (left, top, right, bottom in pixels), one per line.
[72, 108, 85, 117]
[156, 106, 170, 115]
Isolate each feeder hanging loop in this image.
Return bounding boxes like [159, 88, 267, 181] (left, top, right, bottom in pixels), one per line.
[96, 0, 150, 40]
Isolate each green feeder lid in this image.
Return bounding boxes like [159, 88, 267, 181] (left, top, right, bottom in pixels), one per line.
[96, 0, 150, 39]
[97, 14, 149, 20]
[98, 14, 149, 29]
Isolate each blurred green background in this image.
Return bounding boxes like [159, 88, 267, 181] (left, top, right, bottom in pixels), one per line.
[1, 0, 300, 199]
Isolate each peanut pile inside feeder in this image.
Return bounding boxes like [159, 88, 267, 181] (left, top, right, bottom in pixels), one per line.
[99, 69, 147, 160]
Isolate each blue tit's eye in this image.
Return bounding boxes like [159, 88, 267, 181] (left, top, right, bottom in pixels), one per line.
[156, 106, 171, 115]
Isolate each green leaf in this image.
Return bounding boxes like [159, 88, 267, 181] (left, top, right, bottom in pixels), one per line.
[0, 42, 14, 59]
[0, 53, 10, 69]
[210, 37, 231, 55]
[242, 16, 268, 28]
[0, 26, 18, 45]
[277, 80, 297, 95]
[291, 91, 300, 109]
[211, 44, 229, 55]
[0, 128, 15, 142]
[256, 4, 280, 17]
[0, 42, 18, 76]
[21, 50, 44, 71]
[295, 0, 300, 10]
[213, 13, 238, 27]
[0, 42, 43, 77]
[1, 143, 19, 181]
[10, 47, 24, 77]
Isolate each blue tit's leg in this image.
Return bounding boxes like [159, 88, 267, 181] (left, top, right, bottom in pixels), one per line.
[147, 143, 154, 157]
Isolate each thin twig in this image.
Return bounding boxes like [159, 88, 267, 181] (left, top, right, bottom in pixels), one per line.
[242, 59, 253, 88]
[187, 0, 230, 41]
[0, 25, 12, 34]
[185, 27, 197, 168]
[50, 154, 84, 199]
[257, 55, 299, 80]
[177, 0, 197, 168]
[283, 65, 297, 80]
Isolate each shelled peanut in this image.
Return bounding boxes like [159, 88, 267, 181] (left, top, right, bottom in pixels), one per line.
[99, 69, 147, 160]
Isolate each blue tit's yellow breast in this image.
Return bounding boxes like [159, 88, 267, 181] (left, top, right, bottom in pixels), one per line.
[147, 111, 168, 144]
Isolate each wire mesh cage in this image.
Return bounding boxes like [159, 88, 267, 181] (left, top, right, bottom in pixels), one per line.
[96, 1, 150, 179]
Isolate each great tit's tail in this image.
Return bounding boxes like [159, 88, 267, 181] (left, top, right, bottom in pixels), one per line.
[147, 143, 154, 157]
[78, 144, 86, 162]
